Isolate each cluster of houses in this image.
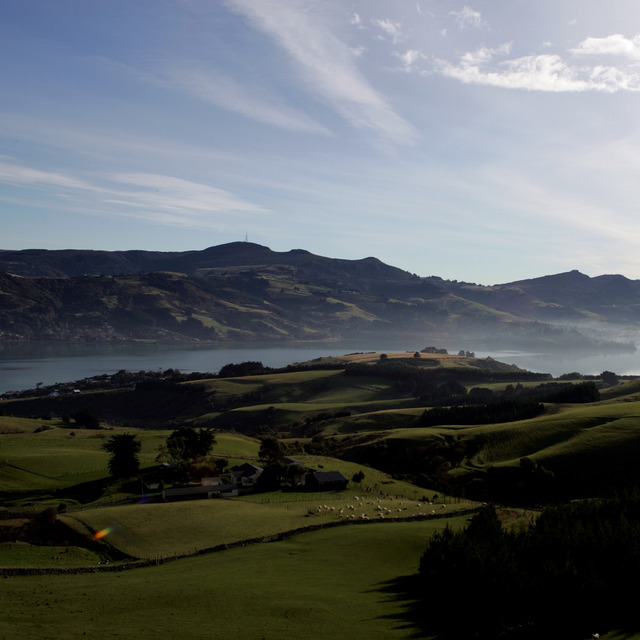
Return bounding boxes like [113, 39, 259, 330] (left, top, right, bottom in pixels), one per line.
[161, 459, 348, 502]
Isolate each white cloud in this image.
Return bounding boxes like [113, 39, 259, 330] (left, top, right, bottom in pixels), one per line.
[435, 48, 640, 92]
[457, 43, 511, 68]
[372, 18, 404, 44]
[449, 6, 487, 30]
[397, 49, 422, 72]
[224, 0, 417, 146]
[572, 33, 640, 60]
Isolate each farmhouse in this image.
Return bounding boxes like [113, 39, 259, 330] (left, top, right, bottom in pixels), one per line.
[305, 470, 348, 492]
[230, 462, 263, 487]
[162, 478, 238, 501]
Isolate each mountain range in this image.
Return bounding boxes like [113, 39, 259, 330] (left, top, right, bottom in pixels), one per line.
[0, 242, 637, 351]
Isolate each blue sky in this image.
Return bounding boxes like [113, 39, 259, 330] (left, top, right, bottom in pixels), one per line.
[2, 0, 640, 284]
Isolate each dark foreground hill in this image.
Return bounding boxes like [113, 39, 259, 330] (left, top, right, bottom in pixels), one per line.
[0, 243, 636, 350]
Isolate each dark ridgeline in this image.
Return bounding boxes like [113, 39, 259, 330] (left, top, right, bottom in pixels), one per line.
[0, 242, 636, 350]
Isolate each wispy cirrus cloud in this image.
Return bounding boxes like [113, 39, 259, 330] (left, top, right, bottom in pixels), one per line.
[0, 158, 268, 228]
[107, 173, 269, 217]
[160, 67, 331, 135]
[0, 158, 98, 191]
[224, 0, 417, 147]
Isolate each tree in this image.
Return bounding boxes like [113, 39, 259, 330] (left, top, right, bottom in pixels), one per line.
[601, 370, 619, 386]
[102, 433, 141, 478]
[214, 458, 229, 476]
[163, 427, 216, 463]
[259, 437, 284, 464]
[74, 409, 100, 429]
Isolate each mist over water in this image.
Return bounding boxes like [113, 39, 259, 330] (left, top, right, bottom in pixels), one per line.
[0, 341, 639, 395]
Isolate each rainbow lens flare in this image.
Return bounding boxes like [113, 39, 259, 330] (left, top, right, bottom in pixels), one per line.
[93, 527, 113, 540]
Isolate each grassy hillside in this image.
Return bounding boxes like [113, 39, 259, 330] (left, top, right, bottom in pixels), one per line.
[0, 517, 472, 640]
[0, 421, 260, 499]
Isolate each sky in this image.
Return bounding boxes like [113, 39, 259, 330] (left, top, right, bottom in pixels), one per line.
[2, 0, 640, 284]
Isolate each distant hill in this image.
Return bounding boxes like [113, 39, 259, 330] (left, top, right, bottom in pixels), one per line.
[0, 243, 636, 350]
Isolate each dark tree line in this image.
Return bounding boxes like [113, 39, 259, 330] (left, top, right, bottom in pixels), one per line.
[415, 398, 544, 427]
[416, 492, 640, 638]
[218, 361, 271, 377]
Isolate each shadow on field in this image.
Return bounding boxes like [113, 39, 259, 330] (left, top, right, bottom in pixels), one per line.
[371, 575, 640, 640]
[370, 574, 429, 639]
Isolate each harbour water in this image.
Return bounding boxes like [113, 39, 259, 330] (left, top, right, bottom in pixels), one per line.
[1, 340, 639, 395]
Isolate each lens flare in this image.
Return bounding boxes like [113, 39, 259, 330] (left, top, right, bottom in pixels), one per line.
[93, 527, 113, 540]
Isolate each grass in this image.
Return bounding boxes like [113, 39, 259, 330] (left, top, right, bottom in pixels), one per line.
[471, 401, 640, 466]
[0, 516, 471, 640]
[0, 425, 165, 493]
[0, 541, 101, 568]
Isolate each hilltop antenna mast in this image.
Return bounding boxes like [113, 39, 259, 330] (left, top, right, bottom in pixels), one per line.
[244, 232, 248, 243]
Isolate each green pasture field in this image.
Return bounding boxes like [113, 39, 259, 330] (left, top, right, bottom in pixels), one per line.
[0, 541, 100, 568]
[65, 484, 468, 559]
[0, 425, 166, 493]
[0, 516, 472, 640]
[470, 400, 640, 466]
[327, 407, 424, 435]
[0, 423, 261, 497]
[196, 368, 410, 408]
[229, 397, 411, 415]
[191, 368, 343, 394]
[372, 399, 640, 468]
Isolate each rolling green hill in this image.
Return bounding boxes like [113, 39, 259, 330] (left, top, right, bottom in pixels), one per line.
[3, 350, 639, 504]
[3, 351, 640, 640]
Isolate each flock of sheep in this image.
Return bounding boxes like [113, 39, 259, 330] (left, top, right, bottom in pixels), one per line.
[311, 495, 448, 520]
